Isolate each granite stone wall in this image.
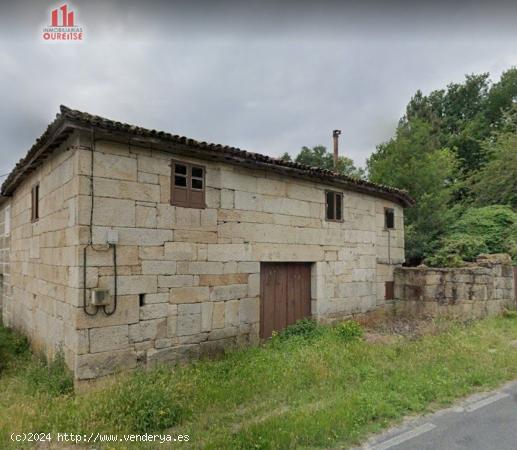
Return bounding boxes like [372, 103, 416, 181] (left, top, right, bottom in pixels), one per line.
[70, 136, 404, 379]
[1, 134, 84, 366]
[0, 201, 11, 319]
[394, 254, 515, 318]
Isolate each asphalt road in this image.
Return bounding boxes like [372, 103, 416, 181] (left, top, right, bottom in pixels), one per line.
[356, 381, 517, 450]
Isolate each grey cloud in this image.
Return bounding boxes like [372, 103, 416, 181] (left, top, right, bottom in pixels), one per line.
[1, 0, 517, 178]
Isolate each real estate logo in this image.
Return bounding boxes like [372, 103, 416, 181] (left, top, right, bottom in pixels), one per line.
[42, 4, 84, 41]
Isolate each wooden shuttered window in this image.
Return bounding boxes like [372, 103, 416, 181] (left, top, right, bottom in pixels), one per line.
[31, 184, 40, 222]
[170, 161, 206, 209]
[325, 190, 343, 221]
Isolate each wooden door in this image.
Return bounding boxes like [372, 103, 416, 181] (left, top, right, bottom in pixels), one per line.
[260, 262, 312, 338]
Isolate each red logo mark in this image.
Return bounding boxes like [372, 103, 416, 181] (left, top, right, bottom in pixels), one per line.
[51, 4, 74, 27]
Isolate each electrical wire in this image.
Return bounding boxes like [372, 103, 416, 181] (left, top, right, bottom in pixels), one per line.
[103, 244, 117, 315]
[82, 128, 98, 316]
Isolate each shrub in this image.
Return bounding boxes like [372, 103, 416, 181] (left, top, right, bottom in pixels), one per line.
[24, 351, 73, 396]
[336, 320, 363, 341]
[503, 309, 517, 319]
[278, 318, 323, 340]
[426, 233, 488, 267]
[427, 205, 517, 267]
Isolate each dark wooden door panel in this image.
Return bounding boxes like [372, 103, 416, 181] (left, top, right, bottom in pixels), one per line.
[260, 262, 312, 338]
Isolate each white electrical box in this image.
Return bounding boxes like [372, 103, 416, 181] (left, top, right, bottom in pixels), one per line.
[106, 229, 119, 245]
[91, 288, 111, 306]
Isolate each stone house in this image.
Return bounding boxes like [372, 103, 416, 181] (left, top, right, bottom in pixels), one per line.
[0, 106, 414, 380]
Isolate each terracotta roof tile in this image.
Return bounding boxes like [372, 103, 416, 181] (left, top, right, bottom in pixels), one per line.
[1, 105, 415, 206]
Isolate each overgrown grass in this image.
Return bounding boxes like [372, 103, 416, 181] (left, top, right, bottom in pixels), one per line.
[1, 315, 517, 449]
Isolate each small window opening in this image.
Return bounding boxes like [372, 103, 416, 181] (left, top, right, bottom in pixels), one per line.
[31, 184, 40, 222]
[384, 208, 395, 229]
[325, 191, 342, 221]
[139, 293, 146, 307]
[385, 281, 395, 300]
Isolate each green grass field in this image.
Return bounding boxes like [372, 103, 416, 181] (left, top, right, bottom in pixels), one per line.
[1, 315, 517, 449]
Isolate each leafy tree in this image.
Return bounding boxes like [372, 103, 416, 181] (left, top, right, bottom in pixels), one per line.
[469, 132, 517, 209]
[367, 120, 458, 263]
[371, 68, 517, 264]
[282, 145, 365, 178]
[279, 152, 292, 162]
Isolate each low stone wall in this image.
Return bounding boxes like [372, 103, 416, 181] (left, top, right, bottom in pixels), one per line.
[394, 254, 515, 318]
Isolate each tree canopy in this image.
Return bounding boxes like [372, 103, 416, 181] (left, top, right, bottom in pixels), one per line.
[280, 145, 365, 178]
[367, 67, 517, 265]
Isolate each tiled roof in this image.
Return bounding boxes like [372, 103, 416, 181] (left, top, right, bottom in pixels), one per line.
[1, 105, 415, 206]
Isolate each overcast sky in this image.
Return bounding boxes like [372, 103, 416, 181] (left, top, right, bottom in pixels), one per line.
[1, 0, 517, 179]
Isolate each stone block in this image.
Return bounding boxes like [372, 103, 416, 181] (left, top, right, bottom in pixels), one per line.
[94, 152, 137, 181]
[207, 244, 252, 261]
[225, 300, 239, 327]
[174, 230, 218, 243]
[136, 205, 157, 228]
[176, 313, 201, 336]
[220, 189, 234, 209]
[205, 187, 220, 209]
[75, 349, 137, 379]
[286, 182, 322, 203]
[158, 275, 197, 288]
[212, 301, 225, 329]
[248, 273, 260, 297]
[129, 318, 167, 342]
[201, 302, 214, 332]
[98, 275, 158, 295]
[138, 172, 159, 184]
[176, 333, 208, 344]
[210, 284, 248, 301]
[174, 208, 201, 229]
[200, 209, 217, 229]
[198, 273, 248, 286]
[170, 286, 209, 304]
[156, 204, 175, 229]
[208, 326, 238, 341]
[181, 261, 224, 275]
[251, 243, 324, 262]
[138, 154, 171, 176]
[142, 260, 177, 275]
[89, 325, 129, 353]
[155, 338, 174, 348]
[239, 297, 259, 324]
[146, 344, 200, 367]
[164, 242, 197, 260]
[94, 227, 172, 246]
[237, 262, 260, 273]
[140, 303, 171, 320]
[143, 293, 169, 304]
[178, 303, 201, 315]
[167, 315, 177, 336]
[94, 178, 160, 202]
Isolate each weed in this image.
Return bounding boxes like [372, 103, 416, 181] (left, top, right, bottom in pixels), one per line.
[89, 368, 189, 433]
[336, 320, 364, 341]
[277, 318, 323, 340]
[24, 351, 73, 396]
